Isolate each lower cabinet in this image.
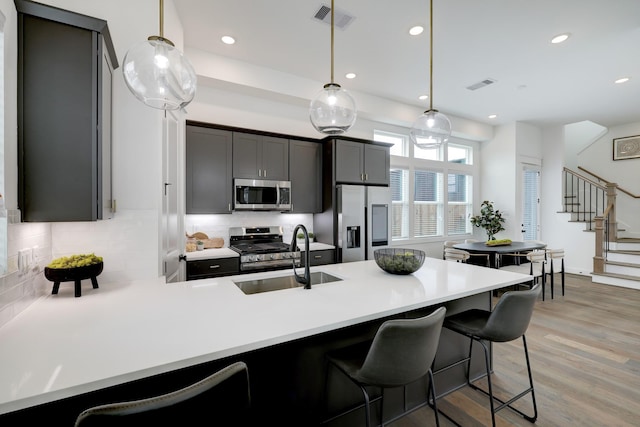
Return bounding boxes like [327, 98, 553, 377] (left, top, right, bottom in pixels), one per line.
[186, 258, 239, 280]
[186, 249, 335, 281]
[300, 249, 336, 267]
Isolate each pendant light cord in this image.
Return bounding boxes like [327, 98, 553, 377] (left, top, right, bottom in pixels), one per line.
[330, 0, 335, 84]
[429, 0, 434, 111]
[159, 0, 164, 38]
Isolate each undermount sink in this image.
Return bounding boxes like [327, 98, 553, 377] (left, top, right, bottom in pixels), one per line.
[233, 271, 342, 295]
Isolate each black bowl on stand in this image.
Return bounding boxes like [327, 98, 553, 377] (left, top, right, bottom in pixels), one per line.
[44, 262, 103, 297]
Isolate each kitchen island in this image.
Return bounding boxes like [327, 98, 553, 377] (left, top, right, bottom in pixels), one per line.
[0, 258, 531, 425]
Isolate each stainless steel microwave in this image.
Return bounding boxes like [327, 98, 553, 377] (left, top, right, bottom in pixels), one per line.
[234, 179, 292, 211]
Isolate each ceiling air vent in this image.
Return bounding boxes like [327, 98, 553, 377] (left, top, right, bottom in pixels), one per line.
[313, 4, 355, 30]
[466, 78, 497, 91]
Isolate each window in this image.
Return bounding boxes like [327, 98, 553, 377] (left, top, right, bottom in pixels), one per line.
[390, 169, 409, 238]
[375, 131, 407, 157]
[447, 173, 473, 235]
[448, 144, 472, 165]
[414, 170, 442, 237]
[378, 130, 477, 241]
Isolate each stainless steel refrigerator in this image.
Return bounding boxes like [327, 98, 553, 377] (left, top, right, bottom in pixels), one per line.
[335, 185, 392, 262]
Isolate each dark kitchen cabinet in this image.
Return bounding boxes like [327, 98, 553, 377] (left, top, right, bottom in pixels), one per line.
[186, 125, 233, 214]
[186, 257, 239, 280]
[335, 140, 390, 185]
[233, 132, 289, 180]
[289, 139, 322, 213]
[16, 0, 118, 221]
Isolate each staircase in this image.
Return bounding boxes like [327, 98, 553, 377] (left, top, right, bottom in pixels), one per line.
[563, 168, 640, 290]
[592, 238, 640, 290]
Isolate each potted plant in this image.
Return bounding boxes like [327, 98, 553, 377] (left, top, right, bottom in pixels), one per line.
[470, 201, 505, 241]
[297, 232, 314, 243]
[196, 240, 205, 251]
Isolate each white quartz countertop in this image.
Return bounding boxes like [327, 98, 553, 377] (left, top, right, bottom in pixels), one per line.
[0, 258, 531, 415]
[184, 247, 239, 260]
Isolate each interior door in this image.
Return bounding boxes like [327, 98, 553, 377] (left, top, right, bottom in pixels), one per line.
[162, 111, 182, 282]
[521, 166, 541, 241]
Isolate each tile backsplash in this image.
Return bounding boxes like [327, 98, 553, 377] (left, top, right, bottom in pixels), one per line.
[0, 210, 312, 328]
[0, 221, 52, 328]
[185, 212, 314, 245]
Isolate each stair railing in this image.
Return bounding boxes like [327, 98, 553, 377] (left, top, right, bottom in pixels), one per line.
[578, 166, 640, 199]
[562, 167, 607, 231]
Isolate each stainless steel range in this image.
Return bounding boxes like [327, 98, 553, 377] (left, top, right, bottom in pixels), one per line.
[229, 226, 301, 272]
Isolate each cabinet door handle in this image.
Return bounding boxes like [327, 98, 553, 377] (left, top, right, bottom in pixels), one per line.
[209, 265, 221, 269]
[314, 255, 322, 259]
[365, 173, 368, 181]
[228, 203, 232, 212]
[258, 169, 262, 177]
[264, 169, 267, 177]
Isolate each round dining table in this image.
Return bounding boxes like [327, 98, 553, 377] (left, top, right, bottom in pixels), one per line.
[452, 241, 546, 269]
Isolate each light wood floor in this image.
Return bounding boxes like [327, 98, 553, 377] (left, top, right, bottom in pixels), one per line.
[390, 274, 640, 427]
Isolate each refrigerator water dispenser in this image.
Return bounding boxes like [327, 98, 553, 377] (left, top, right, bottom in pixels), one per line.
[346, 226, 361, 249]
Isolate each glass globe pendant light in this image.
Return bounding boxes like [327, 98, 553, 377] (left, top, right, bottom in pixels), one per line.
[410, 0, 451, 149]
[309, 0, 357, 135]
[123, 0, 197, 110]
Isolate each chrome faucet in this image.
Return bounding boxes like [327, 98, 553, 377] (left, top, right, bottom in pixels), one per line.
[290, 224, 311, 289]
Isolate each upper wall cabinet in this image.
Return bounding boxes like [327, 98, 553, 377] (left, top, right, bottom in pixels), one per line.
[233, 132, 289, 181]
[334, 139, 390, 186]
[186, 125, 233, 214]
[289, 139, 322, 213]
[16, 0, 118, 222]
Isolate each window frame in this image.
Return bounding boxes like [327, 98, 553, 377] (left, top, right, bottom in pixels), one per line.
[379, 130, 479, 244]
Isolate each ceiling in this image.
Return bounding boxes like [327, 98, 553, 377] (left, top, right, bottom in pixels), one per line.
[174, 0, 640, 128]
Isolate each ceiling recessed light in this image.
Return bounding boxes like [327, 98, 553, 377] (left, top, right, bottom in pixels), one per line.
[488, 114, 497, 119]
[221, 35, 236, 45]
[345, 72, 356, 79]
[615, 77, 630, 84]
[551, 33, 570, 44]
[418, 94, 429, 100]
[409, 26, 424, 36]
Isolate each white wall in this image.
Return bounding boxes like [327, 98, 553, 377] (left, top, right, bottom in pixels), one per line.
[540, 125, 594, 274]
[479, 123, 517, 240]
[578, 121, 640, 237]
[187, 49, 494, 143]
[564, 120, 607, 171]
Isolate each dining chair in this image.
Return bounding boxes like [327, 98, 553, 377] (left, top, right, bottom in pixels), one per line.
[546, 248, 565, 296]
[74, 361, 252, 427]
[498, 250, 548, 300]
[445, 248, 491, 268]
[442, 241, 458, 259]
[435, 284, 541, 427]
[323, 307, 446, 427]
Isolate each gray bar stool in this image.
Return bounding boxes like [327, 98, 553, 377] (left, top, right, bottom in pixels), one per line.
[435, 285, 541, 426]
[74, 361, 251, 427]
[323, 306, 446, 427]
